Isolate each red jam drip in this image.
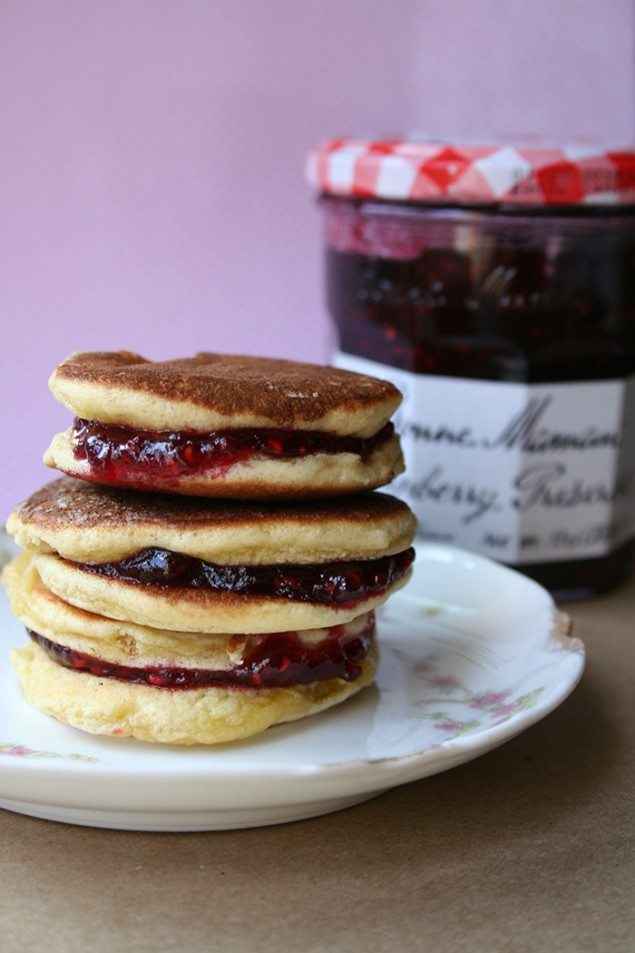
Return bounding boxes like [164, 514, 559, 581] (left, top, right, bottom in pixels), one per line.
[28, 616, 374, 689]
[71, 418, 394, 482]
[75, 547, 415, 606]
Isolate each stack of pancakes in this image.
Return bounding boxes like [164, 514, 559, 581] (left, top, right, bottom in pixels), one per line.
[4, 352, 417, 744]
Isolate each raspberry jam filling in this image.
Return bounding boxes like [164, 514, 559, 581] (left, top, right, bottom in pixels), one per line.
[28, 616, 374, 689]
[71, 418, 394, 482]
[76, 547, 415, 606]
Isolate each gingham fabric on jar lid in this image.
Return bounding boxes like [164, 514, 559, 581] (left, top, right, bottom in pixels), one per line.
[306, 137, 635, 207]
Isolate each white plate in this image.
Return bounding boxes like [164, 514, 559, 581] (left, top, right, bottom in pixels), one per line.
[0, 542, 584, 831]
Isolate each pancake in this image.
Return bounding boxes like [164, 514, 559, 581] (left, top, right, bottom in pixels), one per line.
[49, 351, 401, 435]
[4, 555, 377, 745]
[8, 478, 417, 564]
[32, 550, 411, 633]
[44, 425, 403, 499]
[44, 352, 404, 497]
[12, 642, 376, 744]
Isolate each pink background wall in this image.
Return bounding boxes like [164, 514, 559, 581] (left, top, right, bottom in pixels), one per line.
[1, 0, 634, 517]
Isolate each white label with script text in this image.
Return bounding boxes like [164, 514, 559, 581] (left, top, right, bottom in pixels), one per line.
[334, 352, 635, 564]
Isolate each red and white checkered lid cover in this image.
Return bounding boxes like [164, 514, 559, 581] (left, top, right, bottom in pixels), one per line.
[306, 137, 635, 206]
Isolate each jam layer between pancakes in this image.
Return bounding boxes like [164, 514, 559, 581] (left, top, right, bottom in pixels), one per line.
[72, 418, 394, 483]
[29, 614, 374, 689]
[74, 547, 415, 606]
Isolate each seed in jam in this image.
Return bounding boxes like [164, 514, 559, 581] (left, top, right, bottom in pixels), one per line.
[28, 615, 374, 689]
[75, 547, 415, 606]
[71, 418, 394, 484]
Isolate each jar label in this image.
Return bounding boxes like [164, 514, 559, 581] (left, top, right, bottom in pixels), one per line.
[335, 352, 635, 564]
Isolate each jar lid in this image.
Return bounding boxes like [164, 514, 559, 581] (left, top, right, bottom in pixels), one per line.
[306, 137, 635, 206]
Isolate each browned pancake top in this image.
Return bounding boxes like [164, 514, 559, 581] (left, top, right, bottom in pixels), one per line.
[14, 478, 412, 532]
[52, 352, 400, 424]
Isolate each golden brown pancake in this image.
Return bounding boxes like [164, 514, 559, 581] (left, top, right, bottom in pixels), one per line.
[12, 642, 377, 745]
[45, 428, 404, 499]
[31, 550, 410, 633]
[49, 351, 401, 434]
[9, 477, 417, 564]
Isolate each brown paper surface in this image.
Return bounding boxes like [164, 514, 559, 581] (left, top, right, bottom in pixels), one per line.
[0, 576, 633, 953]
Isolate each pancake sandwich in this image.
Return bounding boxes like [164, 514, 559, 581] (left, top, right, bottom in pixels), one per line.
[3, 554, 378, 744]
[5, 350, 416, 745]
[8, 478, 416, 633]
[44, 351, 405, 498]
[4, 477, 416, 743]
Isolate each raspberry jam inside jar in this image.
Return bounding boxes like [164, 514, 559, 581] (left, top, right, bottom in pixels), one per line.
[308, 139, 635, 599]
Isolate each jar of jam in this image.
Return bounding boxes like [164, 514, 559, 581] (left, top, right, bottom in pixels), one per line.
[307, 138, 635, 599]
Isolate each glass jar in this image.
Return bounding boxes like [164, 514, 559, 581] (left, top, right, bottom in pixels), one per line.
[308, 139, 635, 599]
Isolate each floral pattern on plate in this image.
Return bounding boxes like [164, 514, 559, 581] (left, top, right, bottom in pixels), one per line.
[0, 742, 99, 762]
[413, 658, 545, 738]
